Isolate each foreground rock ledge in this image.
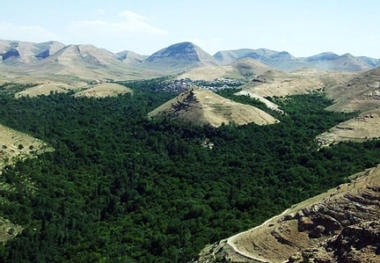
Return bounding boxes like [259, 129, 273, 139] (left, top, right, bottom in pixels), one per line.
[191, 165, 380, 263]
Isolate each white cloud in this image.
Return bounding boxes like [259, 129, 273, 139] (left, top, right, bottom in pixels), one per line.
[67, 10, 168, 37]
[0, 21, 61, 42]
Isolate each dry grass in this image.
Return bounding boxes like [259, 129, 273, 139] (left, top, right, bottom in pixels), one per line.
[240, 69, 352, 98]
[73, 83, 133, 98]
[317, 109, 380, 146]
[314, 68, 380, 144]
[0, 124, 53, 173]
[326, 67, 380, 112]
[176, 58, 272, 81]
[15, 83, 70, 97]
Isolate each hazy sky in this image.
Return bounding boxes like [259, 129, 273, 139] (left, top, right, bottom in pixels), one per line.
[1, 0, 379, 57]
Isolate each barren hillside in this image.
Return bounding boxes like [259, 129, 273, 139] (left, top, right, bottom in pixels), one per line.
[176, 58, 272, 81]
[239, 68, 352, 98]
[311, 67, 380, 145]
[317, 109, 380, 146]
[148, 88, 278, 127]
[326, 67, 380, 112]
[73, 83, 133, 98]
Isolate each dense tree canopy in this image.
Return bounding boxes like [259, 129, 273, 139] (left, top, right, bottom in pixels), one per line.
[0, 82, 378, 262]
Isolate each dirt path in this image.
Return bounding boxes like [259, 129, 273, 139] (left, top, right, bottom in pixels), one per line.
[226, 209, 290, 262]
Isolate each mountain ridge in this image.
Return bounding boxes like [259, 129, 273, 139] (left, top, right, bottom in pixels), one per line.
[1, 38, 379, 82]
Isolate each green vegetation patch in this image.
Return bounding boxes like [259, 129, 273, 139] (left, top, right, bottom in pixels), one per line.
[0, 82, 377, 263]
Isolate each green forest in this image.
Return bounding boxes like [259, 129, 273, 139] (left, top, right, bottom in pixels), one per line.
[0, 80, 380, 262]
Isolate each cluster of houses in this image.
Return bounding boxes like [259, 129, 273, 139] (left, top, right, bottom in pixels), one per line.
[159, 78, 245, 93]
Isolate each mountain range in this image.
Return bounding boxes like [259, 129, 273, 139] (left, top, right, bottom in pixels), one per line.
[1, 39, 380, 83]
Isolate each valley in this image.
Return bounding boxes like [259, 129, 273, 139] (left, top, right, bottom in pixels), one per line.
[0, 38, 380, 262]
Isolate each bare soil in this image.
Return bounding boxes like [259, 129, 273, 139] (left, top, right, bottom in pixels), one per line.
[73, 83, 133, 98]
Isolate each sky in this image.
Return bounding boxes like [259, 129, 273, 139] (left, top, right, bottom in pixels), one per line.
[1, 0, 380, 58]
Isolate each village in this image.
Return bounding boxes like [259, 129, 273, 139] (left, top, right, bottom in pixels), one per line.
[159, 78, 245, 93]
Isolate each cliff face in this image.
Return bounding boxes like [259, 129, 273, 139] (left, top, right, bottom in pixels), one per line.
[192, 165, 380, 263]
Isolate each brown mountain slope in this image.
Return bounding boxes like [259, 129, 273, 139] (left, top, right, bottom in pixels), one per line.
[313, 67, 380, 145]
[326, 67, 380, 112]
[140, 42, 219, 74]
[239, 68, 353, 98]
[28, 44, 142, 79]
[192, 165, 380, 263]
[1, 41, 160, 83]
[176, 58, 272, 81]
[148, 88, 278, 127]
[316, 109, 380, 146]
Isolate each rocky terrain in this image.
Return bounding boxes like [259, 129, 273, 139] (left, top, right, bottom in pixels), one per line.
[192, 165, 380, 263]
[148, 88, 278, 127]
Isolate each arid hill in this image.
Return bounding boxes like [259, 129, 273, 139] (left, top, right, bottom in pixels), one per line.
[148, 88, 278, 127]
[238, 68, 352, 98]
[192, 164, 380, 263]
[316, 109, 380, 146]
[73, 83, 133, 98]
[176, 58, 272, 81]
[326, 67, 380, 113]
[312, 67, 380, 145]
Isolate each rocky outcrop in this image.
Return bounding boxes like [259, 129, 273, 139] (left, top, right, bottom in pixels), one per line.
[192, 165, 380, 263]
[288, 221, 380, 263]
